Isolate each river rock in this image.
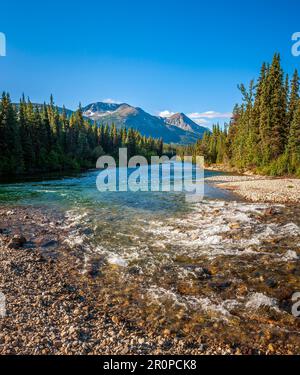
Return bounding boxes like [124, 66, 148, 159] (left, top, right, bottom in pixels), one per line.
[0, 228, 10, 235]
[185, 265, 212, 280]
[80, 228, 93, 236]
[128, 265, 142, 275]
[209, 281, 232, 291]
[42, 240, 58, 248]
[8, 235, 27, 249]
[265, 278, 277, 288]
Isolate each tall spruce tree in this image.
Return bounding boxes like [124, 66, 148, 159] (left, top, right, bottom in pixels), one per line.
[287, 99, 300, 173]
[268, 54, 287, 159]
[288, 70, 300, 129]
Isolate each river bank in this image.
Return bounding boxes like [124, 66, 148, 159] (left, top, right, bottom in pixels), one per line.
[205, 174, 300, 204]
[0, 202, 300, 355]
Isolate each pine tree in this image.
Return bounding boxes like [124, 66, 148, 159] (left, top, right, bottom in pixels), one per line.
[251, 63, 267, 165]
[0, 94, 164, 176]
[18, 96, 34, 172]
[288, 70, 299, 129]
[287, 99, 300, 173]
[268, 53, 287, 160]
[0, 93, 24, 173]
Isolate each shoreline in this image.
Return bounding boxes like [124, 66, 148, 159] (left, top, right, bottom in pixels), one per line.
[205, 173, 300, 204]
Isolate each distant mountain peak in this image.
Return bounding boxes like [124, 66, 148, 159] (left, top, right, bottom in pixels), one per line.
[168, 112, 191, 122]
[82, 101, 209, 144]
[165, 112, 205, 135]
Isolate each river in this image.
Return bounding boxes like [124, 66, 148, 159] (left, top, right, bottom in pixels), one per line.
[0, 168, 299, 352]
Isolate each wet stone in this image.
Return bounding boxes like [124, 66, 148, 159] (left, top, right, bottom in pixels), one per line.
[41, 240, 59, 248]
[80, 228, 93, 236]
[265, 278, 278, 288]
[128, 266, 142, 275]
[0, 228, 10, 235]
[209, 281, 232, 291]
[185, 265, 212, 280]
[8, 235, 27, 249]
[162, 340, 173, 350]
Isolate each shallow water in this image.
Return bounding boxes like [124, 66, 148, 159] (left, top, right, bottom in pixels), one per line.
[0, 168, 299, 349]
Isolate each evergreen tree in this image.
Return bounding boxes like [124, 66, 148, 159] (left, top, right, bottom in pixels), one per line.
[268, 53, 287, 159]
[0, 94, 164, 176]
[287, 99, 300, 173]
[184, 53, 300, 176]
[288, 70, 300, 129]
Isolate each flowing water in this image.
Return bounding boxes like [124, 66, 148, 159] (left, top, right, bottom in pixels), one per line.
[0, 168, 299, 350]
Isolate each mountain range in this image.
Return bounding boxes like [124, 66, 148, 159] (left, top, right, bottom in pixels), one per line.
[14, 101, 210, 145]
[82, 102, 209, 144]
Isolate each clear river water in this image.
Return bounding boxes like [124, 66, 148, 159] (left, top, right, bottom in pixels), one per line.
[0, 168, 299, 350]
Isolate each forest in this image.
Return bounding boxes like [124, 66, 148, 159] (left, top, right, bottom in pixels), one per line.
[183, 54, 300, 176]
[0, 94, 164, 175]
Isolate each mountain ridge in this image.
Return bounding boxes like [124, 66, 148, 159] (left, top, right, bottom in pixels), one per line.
[83, 102, 209, 144]
[13, 101, 210, 145]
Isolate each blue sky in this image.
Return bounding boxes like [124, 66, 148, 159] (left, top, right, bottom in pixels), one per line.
[0, 0, 300, 128]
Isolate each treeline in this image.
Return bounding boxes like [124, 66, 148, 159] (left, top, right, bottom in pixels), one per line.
[0, 94, 164, 175]
[185, 54, 300, 176]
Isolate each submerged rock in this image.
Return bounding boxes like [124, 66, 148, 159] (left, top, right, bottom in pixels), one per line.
[185, 265, 212, 280]
[128, 265, 142, 275]
[80, 228, 93, 236]
[0, 228, 10, 235]
[42, 240, 58, 248]
[209, 281, 232, 291]
[8, 235, 27, 249]
[265, 278, 277, 288]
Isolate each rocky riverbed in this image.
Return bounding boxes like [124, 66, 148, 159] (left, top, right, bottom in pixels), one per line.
[0, 206, 220, 355]
[0, 203, 300, 355]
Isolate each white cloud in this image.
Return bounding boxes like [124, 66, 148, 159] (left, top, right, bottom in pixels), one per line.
[103, 98, 122, 104]
[192, 118, 209, 125]
[188, 111, 232, 120]
[158, 110, 176, 118]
